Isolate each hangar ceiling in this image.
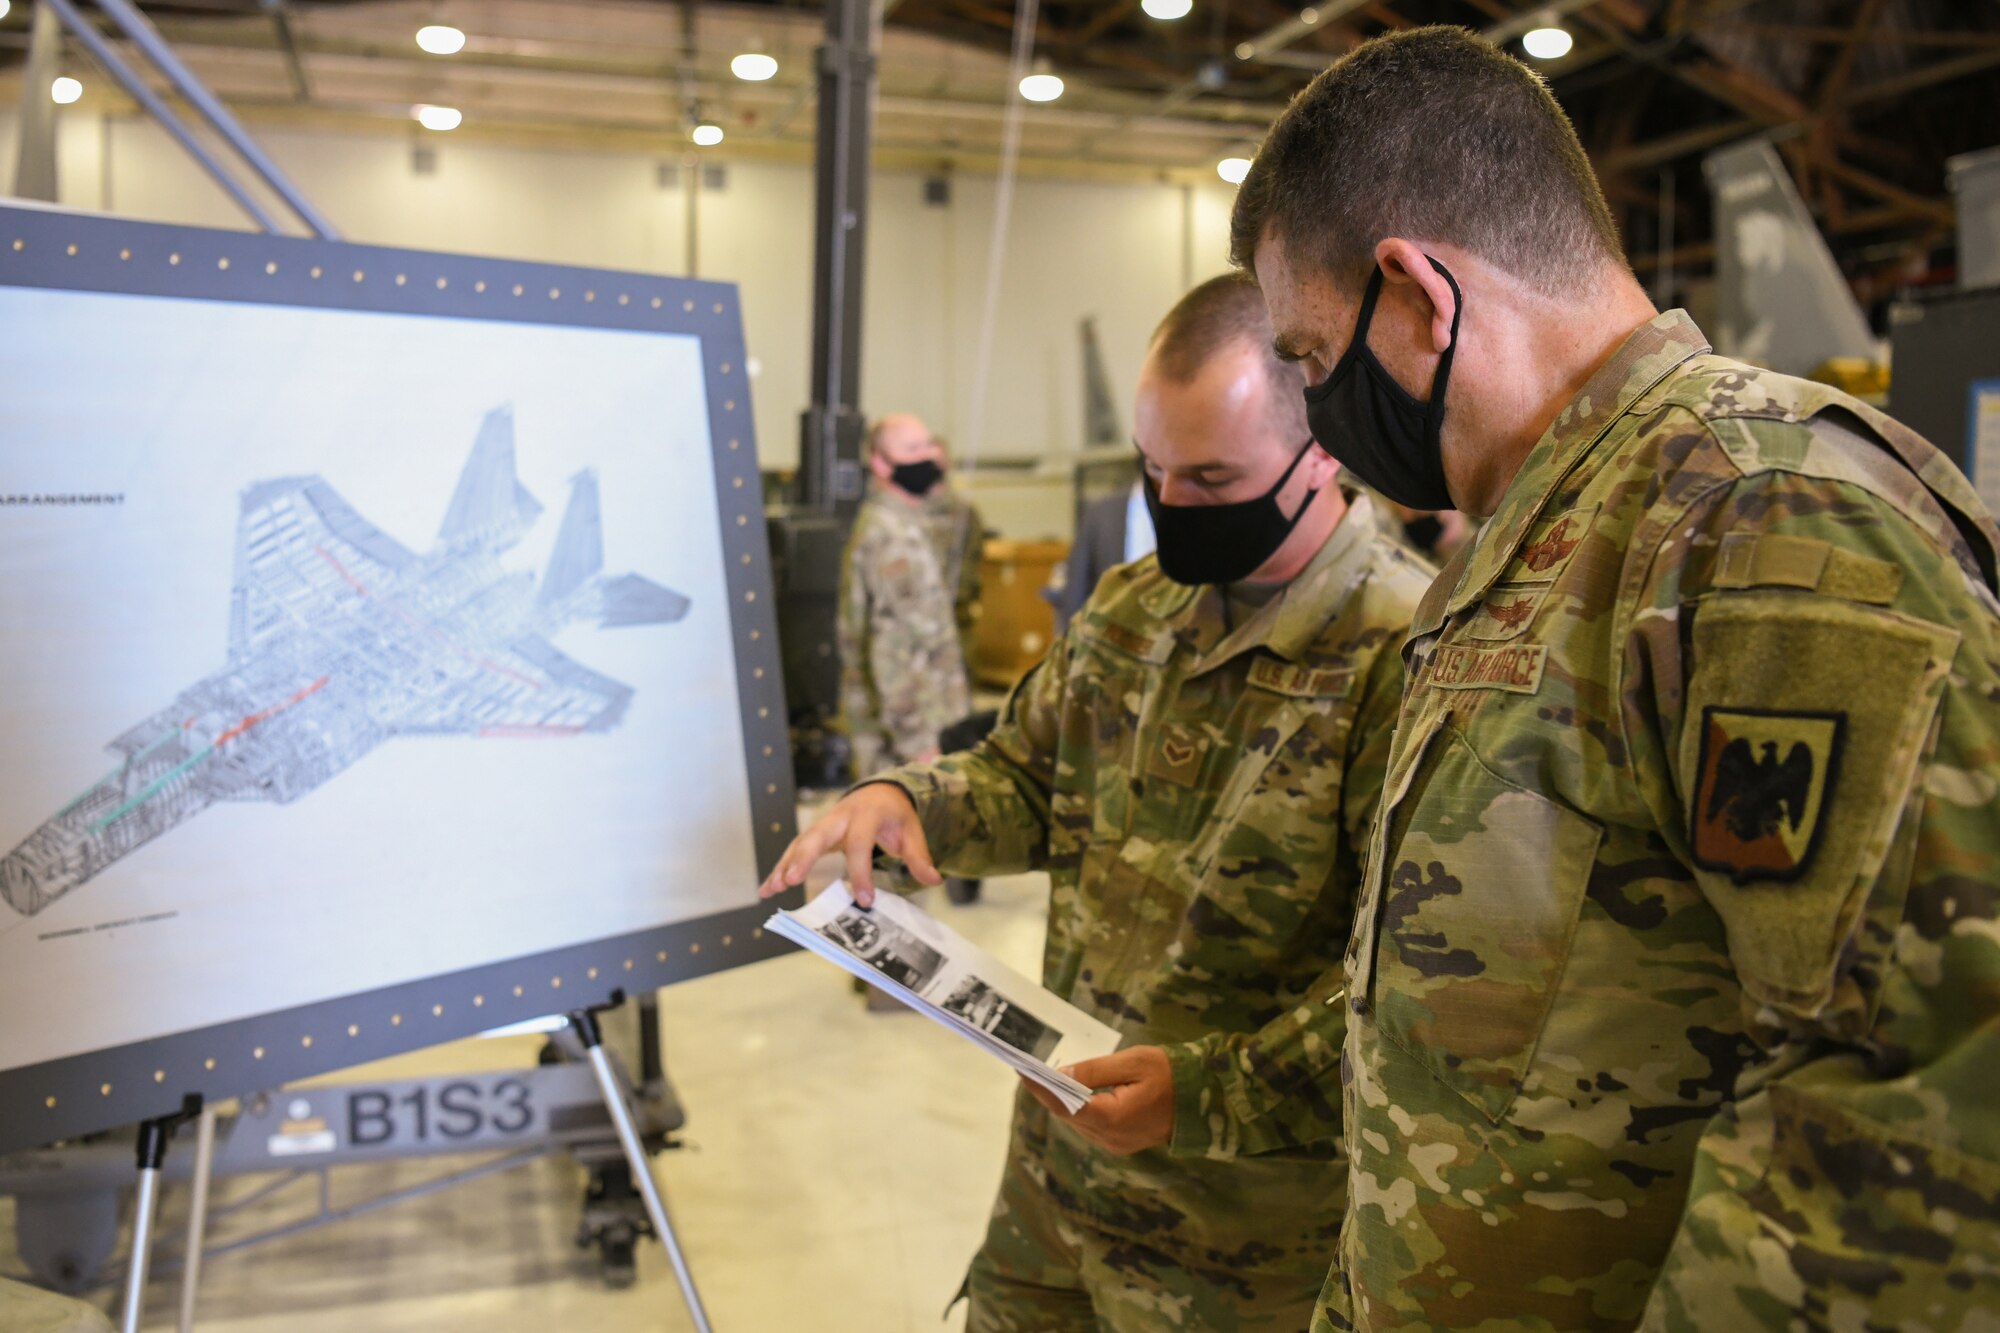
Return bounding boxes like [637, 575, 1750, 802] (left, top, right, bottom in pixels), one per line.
[2, 0, 1995, 294]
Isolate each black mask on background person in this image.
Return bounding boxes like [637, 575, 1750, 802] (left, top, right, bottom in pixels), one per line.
[889, 458, 944, 497]
[1301, 256, 1462, 512]
[1142, 438, 1324, 586]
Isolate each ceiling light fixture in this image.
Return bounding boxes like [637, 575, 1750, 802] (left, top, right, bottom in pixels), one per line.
[51, 76, 83, 105]
[0, 2, 13, 20]
[691, 123, 725, 147]
[1217, 157, 1251, 185]
[731, 52, 779, 81]
[1142, 0, 1193, 18]
[1521, 25, 1572, 59]
[1018, 67, 1065, 103]
[416, 24, 466, 55]
[413, 103, 462, 131]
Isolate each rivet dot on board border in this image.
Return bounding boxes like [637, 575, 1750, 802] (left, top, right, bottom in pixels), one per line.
[474, 994, 485, 1007]
[352, 269, 364, 282]
[619, 293, 630, 306]
[348, 1024, 359, 1036]
[551, 976, 563, 988]
[549, 287, 561, 300]
[120, 249, 131, 261]
[302, 1035, 313, 1048]
[690, 943, 701, 955]
[65, 243, 77, 256]
[712, 302, 724, 314]
[265, 261, 278, 275]
[585, 291, 596, 302]
[683, 299, 695, 312]
[624, 959, 635, 971]
[395, 273, 407, 286]
[205, 1058, 217, 1070]
[171, 253, 182, 265]
[587, 967, 599, 980]
[101, 1083, 112, 1096]
[657, 950, 668, 962]
[311, 265, 323, 279]
[433, 1003, 444, 1015]
[513, 283, 524, 296]
[651, 297, 663, 309]
[475, 280, 487, 293]
[154, 1070, 165, 1083]
[45, 1096, 56, 1109]
[253, 1047, 265, 1059]
[218, 257, 231, 271]
[11, 239, 23, 251]
[513, 985, 525, 997]
[392, 1014, 403, 1026]
[436, 276, 448, 290]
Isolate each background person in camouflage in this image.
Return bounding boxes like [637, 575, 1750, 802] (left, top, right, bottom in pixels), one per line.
[762, 273, 1431, 1331]
[1235, 25, 2000, 1332]
[837, 413, 984, 777]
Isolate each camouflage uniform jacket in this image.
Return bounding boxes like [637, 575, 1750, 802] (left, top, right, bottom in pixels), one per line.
[838, 487, 974, 775]
[918, 486, 986, 674]
[884, 494, 1430, 1268]
[1326, 310, 2000, 1332]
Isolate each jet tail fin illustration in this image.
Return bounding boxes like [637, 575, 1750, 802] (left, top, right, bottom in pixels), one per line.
[437, 406, 542, 553]
[597, 573, 690, 627]
[539, 470, 605, 607]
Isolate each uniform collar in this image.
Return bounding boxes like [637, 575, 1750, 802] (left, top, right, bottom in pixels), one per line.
[1135, 491, 1380, 673]
[1437, 309, 1709, 623]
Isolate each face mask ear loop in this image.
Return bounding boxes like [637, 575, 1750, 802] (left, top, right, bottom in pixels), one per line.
[1422, 257, 1464, 461]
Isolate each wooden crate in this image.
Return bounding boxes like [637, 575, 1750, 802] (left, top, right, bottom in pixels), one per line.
[969, 539, 1069, 690]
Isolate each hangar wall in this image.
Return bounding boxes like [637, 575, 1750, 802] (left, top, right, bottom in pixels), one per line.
[0, 108, 1238, 538]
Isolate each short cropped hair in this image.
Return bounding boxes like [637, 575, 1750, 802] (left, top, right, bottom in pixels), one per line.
[1230, 26, 1623, 295]
[1150, 271, 1308, 438]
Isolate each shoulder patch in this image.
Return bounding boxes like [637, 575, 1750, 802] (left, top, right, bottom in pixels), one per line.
[1691, 707, 1845, 884]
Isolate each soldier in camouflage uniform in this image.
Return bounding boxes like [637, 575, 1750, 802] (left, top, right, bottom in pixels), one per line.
[1235, 26, 2000, 1331]
[838, 414, 983, 777]
[763, 274, 1430, 1330]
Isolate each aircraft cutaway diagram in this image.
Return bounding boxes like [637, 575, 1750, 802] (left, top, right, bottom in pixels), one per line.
[0, 406, 690, 918]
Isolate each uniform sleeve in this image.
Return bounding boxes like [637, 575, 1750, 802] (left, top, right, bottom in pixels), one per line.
[1163, 632, 1408, 1160]
[835, 522, 881, 747]
[954, 501, 985, 657]
[1625, 471, 2000, 1328]
[875, 629, 1069, 879]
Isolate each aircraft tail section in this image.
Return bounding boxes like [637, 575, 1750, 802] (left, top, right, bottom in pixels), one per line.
[438, 406, 543, 553]
[539, 470, 605, 606]
[597, 573, 690, 627]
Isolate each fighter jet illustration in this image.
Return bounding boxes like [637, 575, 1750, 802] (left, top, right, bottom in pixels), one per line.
[0, 406, 689, 918]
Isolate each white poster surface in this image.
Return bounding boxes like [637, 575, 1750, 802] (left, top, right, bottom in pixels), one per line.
[0, 288, 758, 1072]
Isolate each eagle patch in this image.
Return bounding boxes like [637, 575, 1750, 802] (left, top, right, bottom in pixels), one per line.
[1691, 707, 1845, 884]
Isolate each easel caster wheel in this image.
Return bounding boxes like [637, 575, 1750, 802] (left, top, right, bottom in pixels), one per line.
[599, 1226, 638, 1290]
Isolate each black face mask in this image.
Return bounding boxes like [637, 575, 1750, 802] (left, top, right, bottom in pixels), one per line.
[1403, 513, 1446, 553]
[889, 459, 944, 497]
[1142, 438, 1324, 587]
[1301, 256, 1461, 512]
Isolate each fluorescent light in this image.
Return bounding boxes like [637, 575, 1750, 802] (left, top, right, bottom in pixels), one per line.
[413, 103, 462, 131]
[416, 24, 466, 55]
[731, 52, 779, 81]
[1142, 0, 1193, 18]
[50, 77, 82, 106]
[1217, 157, 1251, 185]
[691, 123, 725, 147]
[0, 2, 13, 20]
[1018, 72, 1064, 103]
[1522, 25, 1573, 59]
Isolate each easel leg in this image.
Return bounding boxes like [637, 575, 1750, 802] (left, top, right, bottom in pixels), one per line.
[176, 1101, 219, 1333]
[121, 1096, 200, 1333]
[568, 1007, 713, 1333]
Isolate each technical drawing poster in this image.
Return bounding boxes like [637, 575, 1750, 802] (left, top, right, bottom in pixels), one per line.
[0, 286, 760, 1074]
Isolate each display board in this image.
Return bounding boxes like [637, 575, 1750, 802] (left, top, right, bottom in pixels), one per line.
[0, 204, 795, 1153]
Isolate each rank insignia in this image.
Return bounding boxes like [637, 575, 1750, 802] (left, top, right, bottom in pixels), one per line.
[1691, 707, 1844, 884]
[1147, 725, 1207, 787]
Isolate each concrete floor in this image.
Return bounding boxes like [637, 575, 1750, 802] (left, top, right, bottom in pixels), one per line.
[0, 867, 1053, 1332]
